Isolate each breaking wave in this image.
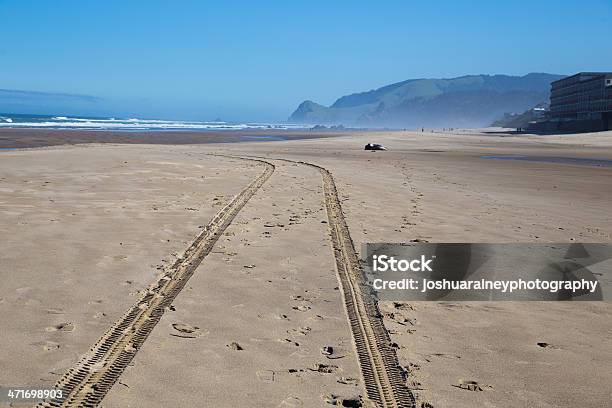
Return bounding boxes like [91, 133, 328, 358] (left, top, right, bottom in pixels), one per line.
[0, 115, 306, 130]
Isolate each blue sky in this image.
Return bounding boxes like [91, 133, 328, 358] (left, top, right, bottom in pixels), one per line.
[1, 0, 611, 121]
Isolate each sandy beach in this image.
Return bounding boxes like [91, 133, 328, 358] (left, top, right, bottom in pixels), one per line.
[1, 129, 611, 407]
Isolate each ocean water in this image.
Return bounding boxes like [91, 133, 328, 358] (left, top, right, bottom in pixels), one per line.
[481, 155, 612, 168]
[0, 113, 306, 131]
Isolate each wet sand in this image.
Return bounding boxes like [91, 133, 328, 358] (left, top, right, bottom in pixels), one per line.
[1, 129, 611, 407]
[0, 128, 343, 149]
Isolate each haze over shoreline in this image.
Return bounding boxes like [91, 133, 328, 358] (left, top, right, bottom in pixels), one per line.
[289, 73, 564, 128]
[2, 72, 567, 130]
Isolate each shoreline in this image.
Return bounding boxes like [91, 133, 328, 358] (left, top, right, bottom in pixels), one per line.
[0, 128, 353, 149]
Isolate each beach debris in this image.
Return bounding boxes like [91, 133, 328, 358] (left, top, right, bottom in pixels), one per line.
[364, 143, 387, 151]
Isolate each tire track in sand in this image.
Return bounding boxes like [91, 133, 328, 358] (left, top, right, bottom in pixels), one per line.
[37, 157, 274, 408]
[244, 156, 415, 408]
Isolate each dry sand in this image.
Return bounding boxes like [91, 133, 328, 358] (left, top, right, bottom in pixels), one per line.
[102, 158, 362, 408]
[0, 146, 261, 382]
[1, 130, 612, 407]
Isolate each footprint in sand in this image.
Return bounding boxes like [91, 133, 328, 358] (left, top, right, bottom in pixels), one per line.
[290, 294, 305, 301]
[34, 341, 61, 351]
[227, 341, 244, 351]
[25, 298, 42, 307]
[336, 377, 358, 386]
[309, 363, 339, 374]
[322, 394, 363, 407]
[321, 346, 334, 356]
[392, 302, 415, 311]
[537, 342, 560, 349]
[287, 326, 311, 336]
[279, 338, 300, 347]
[46, 322, 74, 332]
[452, 379, 487, 392]
[383, 312, 415, 326]
[278, 396, 302, 407]
[322, 346, 348, 360]
[170, 323, 202, 339]
[256, 370, 275, 383]
[15, 287, 32, 295]
[423, 353, 461, 362]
